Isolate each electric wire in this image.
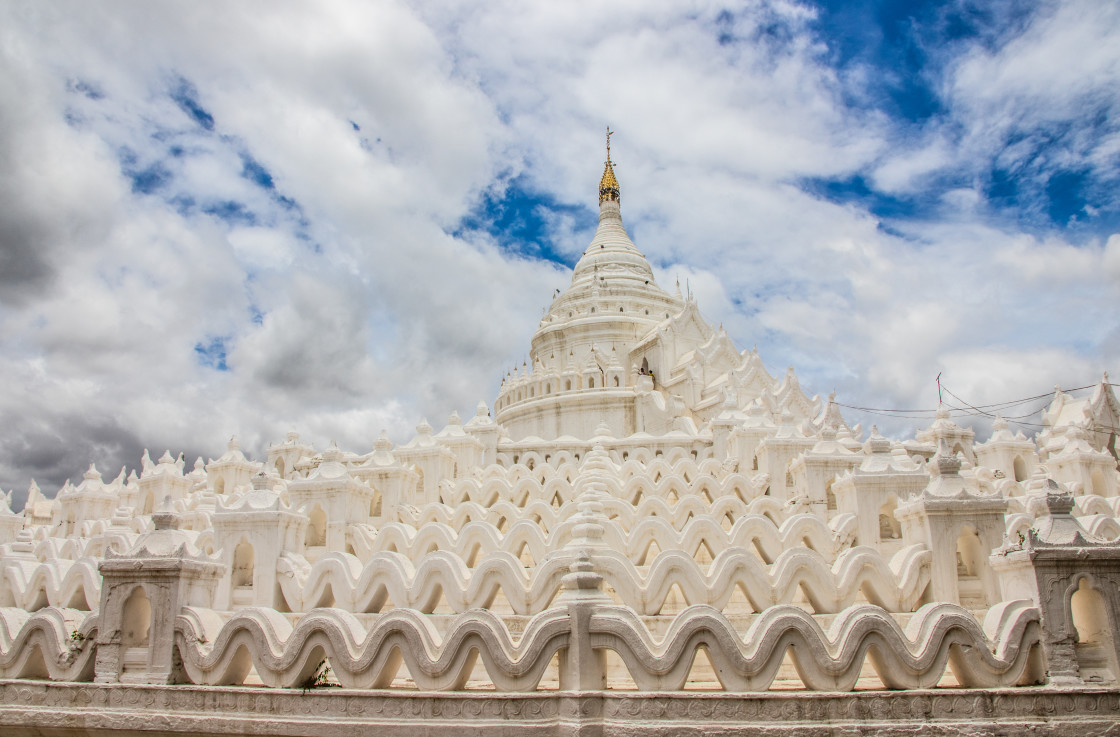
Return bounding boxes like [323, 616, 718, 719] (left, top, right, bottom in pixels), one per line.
[833, 381, 1119, 434]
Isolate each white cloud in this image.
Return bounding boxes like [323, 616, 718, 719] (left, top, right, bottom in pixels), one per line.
[871, 135, 954, 194]
[0, 0, 1117, 508]
[950, 0, 1120, 123]
[857, 0, 1120, 211]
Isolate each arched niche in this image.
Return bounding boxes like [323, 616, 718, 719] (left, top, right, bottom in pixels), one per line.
[121, 586, 152, 648]
[955, 526, 988, 608]
[231, 540, 254, 589]
[878, 495, 901, 541]
[306, 505, 327, 547]
[1091, 469, 1107, 497]
[1071, 577, 1119, 684]
[118, 584, 154, 682]
[229, 539, 256, 608]
[1013, 456, 1029, 483]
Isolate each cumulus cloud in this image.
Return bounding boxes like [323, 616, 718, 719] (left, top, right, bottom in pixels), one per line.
[0, 0, 1117, 508]
[867, 0, 1120, 226]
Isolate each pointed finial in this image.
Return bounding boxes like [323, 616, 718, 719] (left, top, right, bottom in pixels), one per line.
[599, 126, 620, 205]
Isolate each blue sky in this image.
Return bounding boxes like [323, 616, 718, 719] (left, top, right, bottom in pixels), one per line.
[0, 1, 1118, 506]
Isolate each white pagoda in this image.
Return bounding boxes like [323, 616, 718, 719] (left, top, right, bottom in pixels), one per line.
[1, 137, 1119, 736]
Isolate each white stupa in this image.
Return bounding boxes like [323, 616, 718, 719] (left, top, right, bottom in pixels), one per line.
[1, 133, 1119, 735]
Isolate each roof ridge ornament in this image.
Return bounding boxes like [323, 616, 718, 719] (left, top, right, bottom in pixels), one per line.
[599, 126, 620, 205]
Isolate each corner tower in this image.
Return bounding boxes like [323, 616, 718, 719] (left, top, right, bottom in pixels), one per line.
[494, 130, 684, 440]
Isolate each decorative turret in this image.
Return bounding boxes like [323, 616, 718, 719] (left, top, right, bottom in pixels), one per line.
[136, 450, 191, 516]
[206, 436, 262, 496]
[352, 431, 420, 521]
[0, 491, 24, 545]
[395, 419, 457, 504]
[896, 437, 1008, 607]
[55, 464, 120, 537]
[97, 498, 223, 684]
[434, 410, 484, 478]
[974, 416, 1038, 485]
[991, 481, 1120, 685]
[464, 400, 501, 466]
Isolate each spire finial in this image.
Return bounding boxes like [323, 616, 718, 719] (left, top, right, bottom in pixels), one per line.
[599, 126, 620, 205]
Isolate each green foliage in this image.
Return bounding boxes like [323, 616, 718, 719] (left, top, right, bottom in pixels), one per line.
[300, 659, 336, 692]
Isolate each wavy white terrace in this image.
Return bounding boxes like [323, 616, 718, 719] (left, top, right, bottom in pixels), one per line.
[1, 152, 1119, 695]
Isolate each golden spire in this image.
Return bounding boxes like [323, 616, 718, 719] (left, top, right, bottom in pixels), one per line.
[599, 126, 620, 204]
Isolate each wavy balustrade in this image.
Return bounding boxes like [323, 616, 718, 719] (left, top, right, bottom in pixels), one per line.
[592, 600, 1042, 691]
[277, 551, 571, 614]
[1074, 495, 1120, 518]
[440, 476, 575, 508]
[595, 545, 930, 615]
[486, 454, 731, 488]
[175, 606, 568, 691]
[1081, 514, 1120, 541]
[47, 533, 135, 562]
[0, 606, 97, 681]
[1005, 510, 1120, 545]
[0, 558, 101, 611]
[614, 457, 734, 483]
[568, 513, 843, 564]
[1004, 493, 1120, 521]
[275, 543, 928, 616]
[395, 499, 576, 532]
[349, 513, 846, 568]
[394, 493, 796, 539]
[595, 495, 785, 529]
[439, 465, 765, 510]
[164, 599, 1042, 692]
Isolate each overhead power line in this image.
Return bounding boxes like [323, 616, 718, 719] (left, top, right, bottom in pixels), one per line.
[833, 381, 1119, 434]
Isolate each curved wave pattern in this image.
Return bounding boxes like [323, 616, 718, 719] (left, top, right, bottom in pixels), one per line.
[275, 543, 928, 616]
[174, 606, 568, 691]
[1005, 509, 1120, 545]
[172, 600, 1040, 692]
[0, 599, 1043, 693]
[399, 457, 771, 534]
[349, 513, 846, 568]
[1081, 514, 1120, 541]
[395, 499, 577, 533]
[591, 600, 1042, 691]
[277, 551, 571, 614]
[596, 545, 930, 615]
[1073, 495, 1120, 518]
[437, 464, 766, 510]
[0, 557, 101, 611]
[0, 606, 97, 681]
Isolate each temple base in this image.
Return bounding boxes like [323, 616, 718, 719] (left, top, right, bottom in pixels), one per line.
[3, 681, 1120, 737]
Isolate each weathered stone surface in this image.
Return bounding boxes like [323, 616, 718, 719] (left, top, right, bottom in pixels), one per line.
[2, 681, 1120, 736]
